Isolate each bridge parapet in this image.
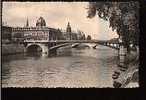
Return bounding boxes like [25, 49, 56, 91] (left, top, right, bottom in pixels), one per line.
[23, 40, 107, 43]
[24, 40, 49, 43]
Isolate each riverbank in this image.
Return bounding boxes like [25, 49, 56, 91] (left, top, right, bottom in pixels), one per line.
[2, 43, 25, 55]
[113, 49, 139, 88]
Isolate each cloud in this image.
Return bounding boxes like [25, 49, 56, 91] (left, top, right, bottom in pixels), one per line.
[2, 2, 118, 40]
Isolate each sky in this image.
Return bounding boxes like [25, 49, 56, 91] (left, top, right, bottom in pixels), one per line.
[2, 2, 118, 40]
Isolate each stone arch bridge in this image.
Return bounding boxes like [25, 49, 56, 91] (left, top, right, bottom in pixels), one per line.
[23, 40, 119, 55]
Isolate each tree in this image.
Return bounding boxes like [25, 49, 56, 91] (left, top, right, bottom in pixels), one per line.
[87, 2, 139, 85]
[87, 35, 92, 40]
[87, 2, 139, 52]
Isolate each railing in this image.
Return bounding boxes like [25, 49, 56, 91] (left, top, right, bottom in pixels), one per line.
[24, 40, 107, 43]
[24, 40, 49, 42]
[49, 43, 72, 50]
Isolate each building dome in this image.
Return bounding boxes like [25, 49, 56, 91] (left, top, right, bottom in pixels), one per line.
[36, 17, 46, 27]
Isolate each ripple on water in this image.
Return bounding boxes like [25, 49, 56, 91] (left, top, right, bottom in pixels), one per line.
[2, 46, 120, 88]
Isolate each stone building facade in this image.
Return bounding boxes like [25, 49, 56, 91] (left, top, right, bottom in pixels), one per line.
[63, 22, 86, 40]
[7, 17, 87, 43]
[12, 17, 63, 42]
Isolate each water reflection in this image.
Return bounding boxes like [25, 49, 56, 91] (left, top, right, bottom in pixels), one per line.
[2, 45, 119, 87]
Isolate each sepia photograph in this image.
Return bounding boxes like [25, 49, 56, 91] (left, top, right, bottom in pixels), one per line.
[1, 1, 139, 88]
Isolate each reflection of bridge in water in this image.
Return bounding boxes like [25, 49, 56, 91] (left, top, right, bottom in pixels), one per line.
[23, 40, 119, 55]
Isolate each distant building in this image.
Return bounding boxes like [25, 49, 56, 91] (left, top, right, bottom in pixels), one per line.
[7, 17, 86, 43]
[11, 17, 62, 42]
[36, 17, 46, 28]
[63, 22, 86, 40]
[66, 22, 72, 40]
[76, 30, 86, 40]
[87, 35, 92, 40]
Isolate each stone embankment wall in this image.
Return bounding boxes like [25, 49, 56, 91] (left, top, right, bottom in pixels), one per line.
[2, 43, 25, 55]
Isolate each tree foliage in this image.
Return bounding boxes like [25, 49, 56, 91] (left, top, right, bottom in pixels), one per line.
[87, 2, 139, 46]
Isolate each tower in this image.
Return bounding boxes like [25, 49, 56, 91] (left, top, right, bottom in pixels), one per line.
[66, 22, 71, 33]
[26, 18, 29, 27]
[66, 22, 72, 40]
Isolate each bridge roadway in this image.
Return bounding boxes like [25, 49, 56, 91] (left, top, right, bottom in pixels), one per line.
[49, 43, 72, 50]
[24, 40, 109, 44]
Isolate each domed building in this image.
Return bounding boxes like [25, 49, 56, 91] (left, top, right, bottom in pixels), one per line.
[36, 17, 46, 27]
[11, 17, 85, 42]
[12, 17, 63, 42]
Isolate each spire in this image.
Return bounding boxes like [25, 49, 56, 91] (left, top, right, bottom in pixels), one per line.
[67, 22, 70, 27]
[26, 18, 29, 27]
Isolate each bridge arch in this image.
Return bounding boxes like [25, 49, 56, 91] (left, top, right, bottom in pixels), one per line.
[26, 43, 48, 54]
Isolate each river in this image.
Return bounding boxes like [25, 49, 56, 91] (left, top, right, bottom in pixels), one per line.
[2, 44, 119, 88]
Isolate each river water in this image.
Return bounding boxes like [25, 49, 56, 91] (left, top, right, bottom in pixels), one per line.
[2, 44, 119, 88]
